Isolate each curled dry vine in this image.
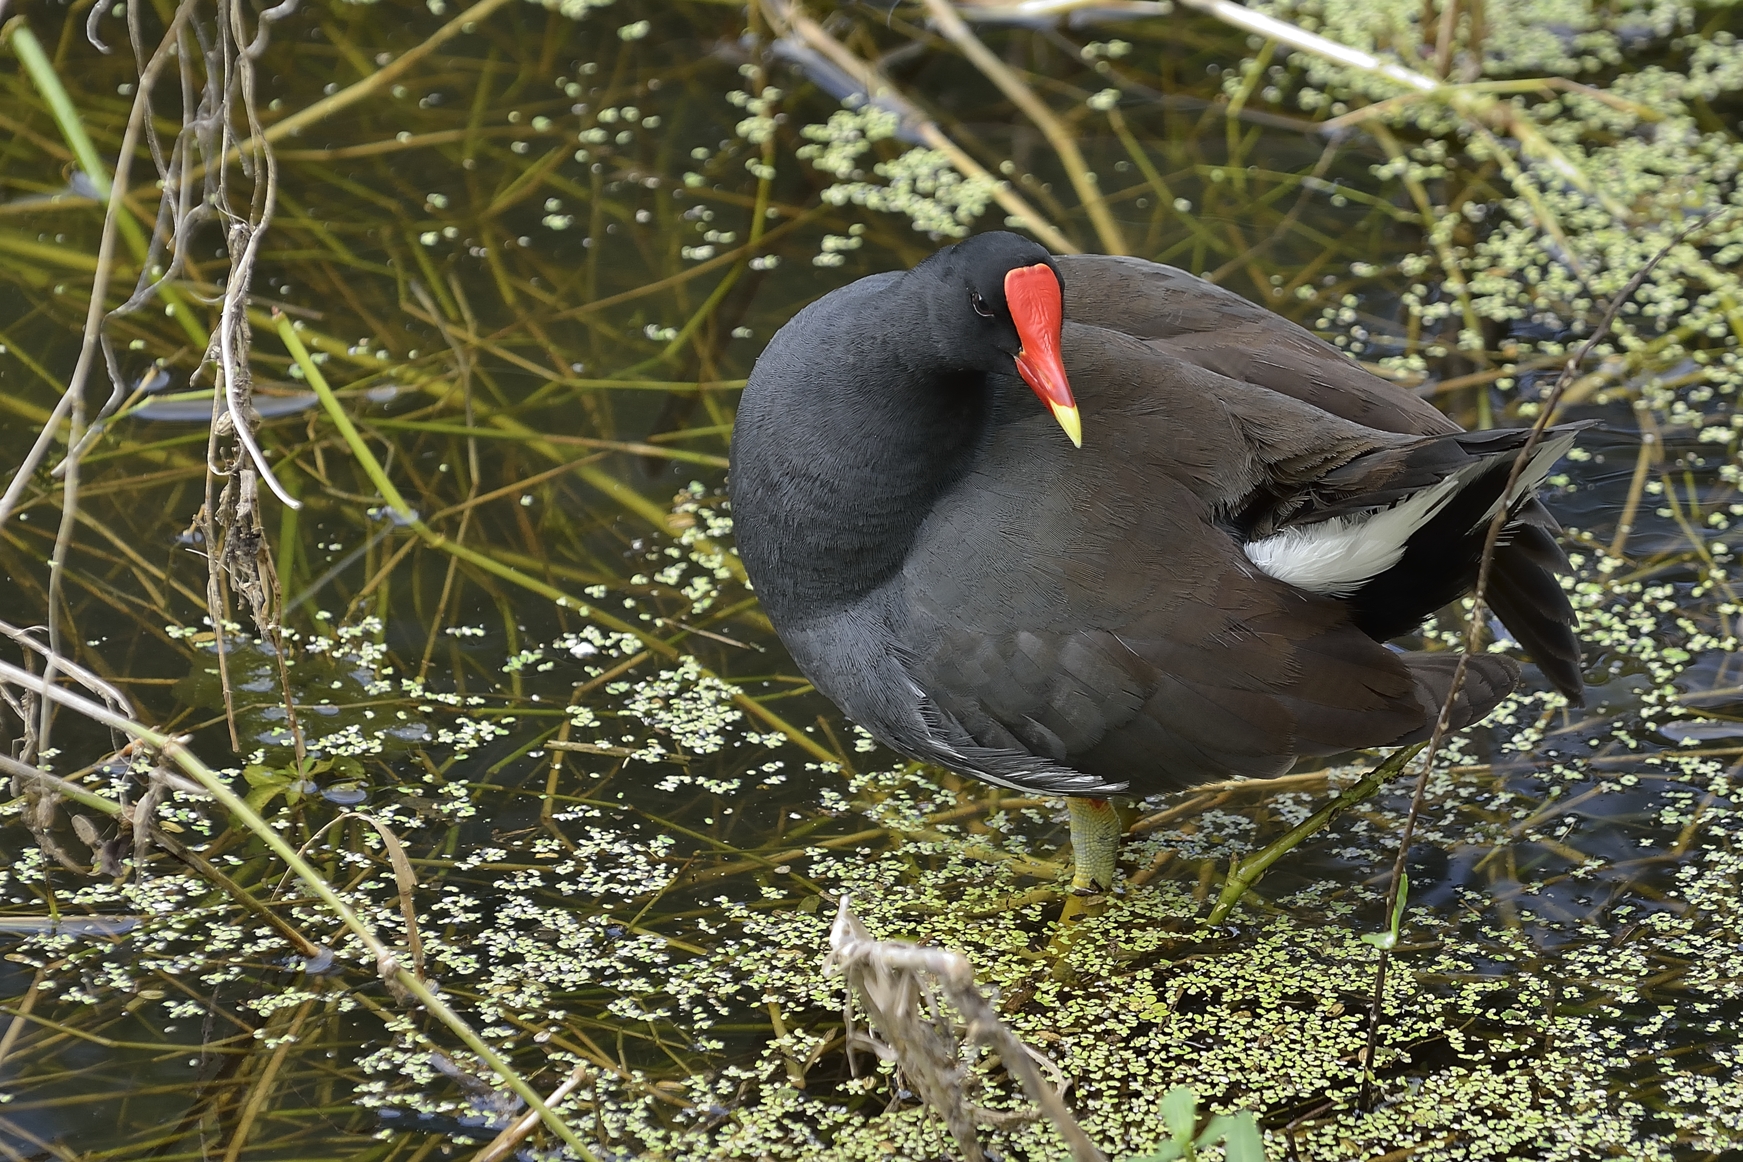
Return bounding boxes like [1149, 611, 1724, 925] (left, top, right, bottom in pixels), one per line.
[2, 0, 305, 771]
[826, 895, 1108, 1162]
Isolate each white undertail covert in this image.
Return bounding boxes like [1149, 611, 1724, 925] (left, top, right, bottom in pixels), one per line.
[1243, 433, 1576, 597]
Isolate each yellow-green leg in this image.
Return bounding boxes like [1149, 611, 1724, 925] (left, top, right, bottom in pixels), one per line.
[1066, 796, 1122, 894]
[1051, 797, 1124, 973]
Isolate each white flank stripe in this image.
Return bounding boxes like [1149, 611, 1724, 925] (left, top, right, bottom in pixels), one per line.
[1243, 471, 1469, 596]
[1243, 431, 1576, 597]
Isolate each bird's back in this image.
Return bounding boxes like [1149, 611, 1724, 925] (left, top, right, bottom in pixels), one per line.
[1055, 254, 1583, 700]
[893, 320, 1514, 793]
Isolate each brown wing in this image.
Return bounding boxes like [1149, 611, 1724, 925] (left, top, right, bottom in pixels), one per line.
[897, 330, 1510, 795]
[1055, 254, 1585, 701]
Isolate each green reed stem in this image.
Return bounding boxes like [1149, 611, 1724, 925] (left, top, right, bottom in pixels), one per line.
[9, 25, 112, 200]
[1209, 742, 1426, 924]
[9, 20, 204, 349]
[0, 658, 599, 1162]
[277, 316, 839, 767]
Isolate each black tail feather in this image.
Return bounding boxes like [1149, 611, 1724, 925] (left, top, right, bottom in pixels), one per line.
[1399, 652, 1521, 739]
[1488, 532, 1585, 704]
[1341, 442, 1586, 705]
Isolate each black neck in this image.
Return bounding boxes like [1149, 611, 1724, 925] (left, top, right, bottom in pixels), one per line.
[731, 290, 995, 622]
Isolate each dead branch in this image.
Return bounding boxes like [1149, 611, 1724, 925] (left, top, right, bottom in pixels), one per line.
[825, 896, 1107, 1162]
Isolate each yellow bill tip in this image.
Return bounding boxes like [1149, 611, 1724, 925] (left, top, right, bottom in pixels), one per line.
[1049, 401, 1083, 448]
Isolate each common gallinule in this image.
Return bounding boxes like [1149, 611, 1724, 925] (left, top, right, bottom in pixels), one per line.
[730, 231, 1583, 895]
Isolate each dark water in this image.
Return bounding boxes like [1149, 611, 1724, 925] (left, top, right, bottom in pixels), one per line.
[2, 0, 1741, 1158]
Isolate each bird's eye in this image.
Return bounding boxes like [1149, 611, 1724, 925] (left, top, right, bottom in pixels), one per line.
[970, 291, 994, 318]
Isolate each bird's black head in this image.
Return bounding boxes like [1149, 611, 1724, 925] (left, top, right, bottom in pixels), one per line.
[916, 232, 1062, 357]
[913, 231, 1079, 446]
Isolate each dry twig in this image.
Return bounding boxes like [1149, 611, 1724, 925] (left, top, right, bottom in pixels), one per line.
[825, 896, 1107, 1162]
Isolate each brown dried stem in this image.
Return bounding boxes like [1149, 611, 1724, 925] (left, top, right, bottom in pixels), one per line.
[825, 897, 1107, 1162]
[759, 0, 1077, 255]
[1356, 207, 1727, 1106]
[919, 0, 1126, 255]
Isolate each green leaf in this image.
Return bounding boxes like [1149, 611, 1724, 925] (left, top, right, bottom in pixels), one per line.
[241, 763, 280, 788]
[1363, 871, 1410, 950]
[1220, 1112, 1266, 1162]
[1126, 1143, 1185, 1162]
[1160, 1085, 1198, 1145]
[1133, 1108, 1267, 1162]
[241, 765, 292, 813]
[1197, 1114, 1231, 1145]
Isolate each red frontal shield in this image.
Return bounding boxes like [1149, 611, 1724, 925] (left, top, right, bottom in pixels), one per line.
[1004, 263, 1080, 447]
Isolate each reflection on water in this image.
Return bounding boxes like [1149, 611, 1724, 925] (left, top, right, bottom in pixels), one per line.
[1, 0, 1741, 1157]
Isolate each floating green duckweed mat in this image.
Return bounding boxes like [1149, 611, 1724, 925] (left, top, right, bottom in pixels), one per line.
[0, 0, 1740, 1156]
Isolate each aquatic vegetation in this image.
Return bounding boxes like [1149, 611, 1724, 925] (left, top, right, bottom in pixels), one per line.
[0, 0, 1740, 1157]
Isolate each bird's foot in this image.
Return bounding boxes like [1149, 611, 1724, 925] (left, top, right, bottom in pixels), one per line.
[1043, 798, 1126, 979]
[1055, 889, 1108, 925]
[1047, 889, 1110, 982]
